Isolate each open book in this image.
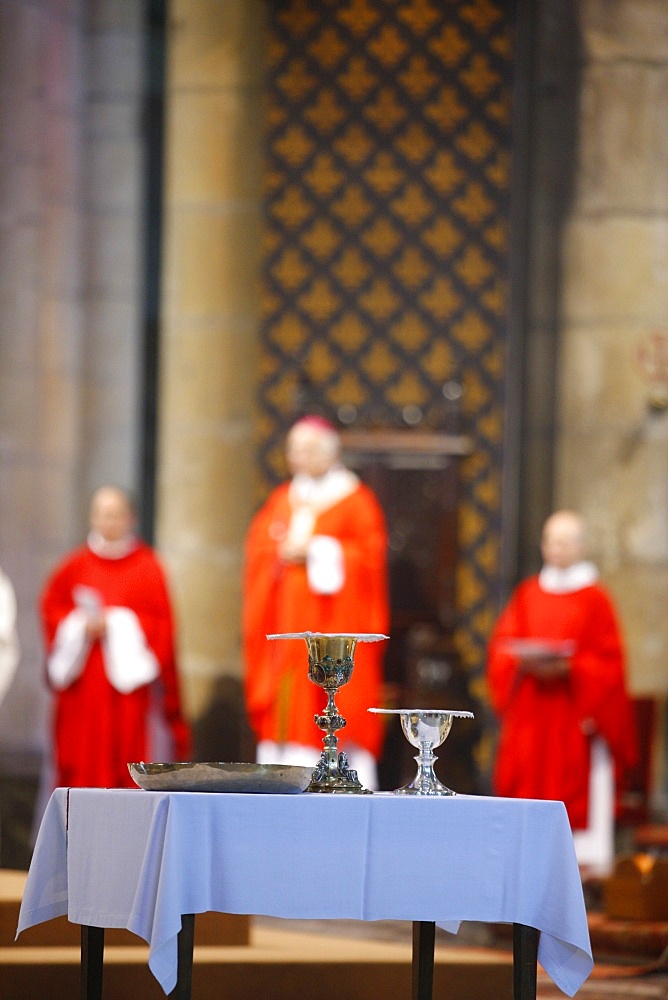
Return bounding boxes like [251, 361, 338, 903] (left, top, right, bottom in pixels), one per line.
[502, 638, 576, 658]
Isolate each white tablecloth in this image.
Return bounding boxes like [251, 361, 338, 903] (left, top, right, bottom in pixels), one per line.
[17, 788, 593, 996]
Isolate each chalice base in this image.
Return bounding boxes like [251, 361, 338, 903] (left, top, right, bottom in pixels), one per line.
[308, 748, 372, 794]
[395, 774, 456, 796]
[395, 750, 456, 796]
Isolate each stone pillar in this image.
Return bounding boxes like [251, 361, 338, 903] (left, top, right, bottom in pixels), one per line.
[0, 0, 146, 764]
[0, 1, 84, 765]
[80, 2, 146, 498]
[156, 0, 266, 736]
[556, 3, 668, 806]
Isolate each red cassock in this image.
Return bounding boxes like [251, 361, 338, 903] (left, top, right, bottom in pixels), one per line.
[487, 576, 638, 829]
[242, 482, 389, 758]
[40, 543, 191, 788]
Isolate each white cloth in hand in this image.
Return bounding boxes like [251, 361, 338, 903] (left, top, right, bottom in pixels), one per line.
[0, 569, 19, 704]
[103, 607, 160, 693]
[47, 610, 90, 690]
[307, 534, 344, 594]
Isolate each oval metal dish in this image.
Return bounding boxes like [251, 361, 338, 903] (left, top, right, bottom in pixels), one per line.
[128, 761, 314, 794]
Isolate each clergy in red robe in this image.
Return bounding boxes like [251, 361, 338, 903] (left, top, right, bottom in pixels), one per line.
[242, 417, 389, 789]
[487, 511, 637, 834]
[40, 486, 191, 788]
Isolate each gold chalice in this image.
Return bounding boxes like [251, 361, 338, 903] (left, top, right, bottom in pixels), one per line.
[268, 632, 388, 793]
[368, 708, 474, 795]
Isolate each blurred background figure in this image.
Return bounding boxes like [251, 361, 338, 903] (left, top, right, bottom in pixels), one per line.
[0, 566, 19, 709]
[0, 565, 19, 853]
[242, 416, 389, 790]
[39, 486, 191, 789]
[486, 510, 638, 871]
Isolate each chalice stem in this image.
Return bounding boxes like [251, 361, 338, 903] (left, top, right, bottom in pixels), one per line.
[324, 690, 340, 726]
[415, 742, 437, 792]
[409, 741, 454, 795]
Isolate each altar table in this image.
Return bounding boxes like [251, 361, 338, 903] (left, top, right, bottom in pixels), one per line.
[16, 788, 592, 999]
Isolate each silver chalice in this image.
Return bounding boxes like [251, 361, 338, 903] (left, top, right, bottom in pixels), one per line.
[368, 708, 474, 795]
[268, 631, 388, 794]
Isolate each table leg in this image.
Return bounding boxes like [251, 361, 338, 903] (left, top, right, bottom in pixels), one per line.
[412, 920, 435, 1000]
[513, 923, 539, 1000]
[168, 913, 196, 1000]
[81, 925, 105, 1000]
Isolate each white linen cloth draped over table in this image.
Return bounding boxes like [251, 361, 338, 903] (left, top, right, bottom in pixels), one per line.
[17, 788, 593, 997]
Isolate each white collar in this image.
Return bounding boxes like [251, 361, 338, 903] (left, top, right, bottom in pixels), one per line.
[87, 531, 139, 560]
[539, 560, 599, 594]
[289, 466, 358, 512]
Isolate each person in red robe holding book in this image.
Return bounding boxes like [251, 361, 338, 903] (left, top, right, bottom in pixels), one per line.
[242, 416, 389, 789]
[487, 510, 637, 867]
[40, 486, 191, 788]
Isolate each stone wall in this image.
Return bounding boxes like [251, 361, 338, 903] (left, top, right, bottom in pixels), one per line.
[554, 1, 668, 809]
[555, 1, 668, 694]
[0, 0, 146, 766]
[154, 0, 266, 744]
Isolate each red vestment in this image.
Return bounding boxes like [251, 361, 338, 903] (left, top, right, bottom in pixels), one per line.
[487, 576, 638, 829]
[40, 543, 190, 788]
[242, 481, 389, 757]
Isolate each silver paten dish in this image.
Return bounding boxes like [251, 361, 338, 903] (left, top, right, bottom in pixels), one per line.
[128, 761, 314, 794]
